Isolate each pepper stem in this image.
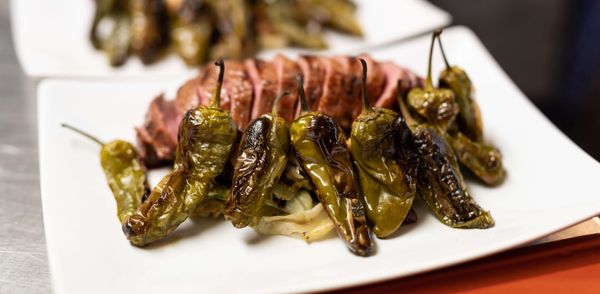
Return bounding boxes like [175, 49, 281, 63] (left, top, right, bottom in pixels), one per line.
[396, 80, 418, 127]
[426, 29, 442, 89]
[61, 123, 104, 145]
[210, 59, 225, 108]
[296, 74, 310, 114]
[359, 58, 373, 113]
[436, 30, 451, 69]
[272, 91, 290, 115]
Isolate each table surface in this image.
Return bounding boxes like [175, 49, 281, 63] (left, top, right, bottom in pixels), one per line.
[1, 2, 599, 293]
[0, 2, 50, 293]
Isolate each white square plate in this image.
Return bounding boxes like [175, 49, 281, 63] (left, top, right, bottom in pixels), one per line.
[38, 26, 600, 294]
[13, 0, 451, 78]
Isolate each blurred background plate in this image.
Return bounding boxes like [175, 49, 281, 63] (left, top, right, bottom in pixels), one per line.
[11, 0, 450, 79]
[38, 26, 600, 294]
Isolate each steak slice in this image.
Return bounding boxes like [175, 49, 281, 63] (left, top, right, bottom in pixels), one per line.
[376, 62, 407, 109]
[174, 75, 202, 123]
[136, 94, 179, 166]
[296, 55, 325, 116]
[318, 56, 354, 130]
[223, 60, 253, 130]
[273, 54, 300, 122]
[245, 58, 278, 121]
[377, 62, 425, 109]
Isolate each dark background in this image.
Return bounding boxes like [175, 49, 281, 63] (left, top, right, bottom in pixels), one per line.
[430, 0, 600, 160]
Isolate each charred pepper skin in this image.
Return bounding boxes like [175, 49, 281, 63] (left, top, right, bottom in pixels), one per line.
[291, 75, 372, 256]
[446, 132, 505, 186]
[351, 59, 419, 238]
[171, 1, 213, 66]
[130, 0, 170, 65]
[437, 32, 484, 143]
[61, 124, 149, 225]
[123, 60, 238, 246]
[90, 0, 132, 67]
[407, 30, 459, 132]
[413, 125, 494, 228]
[225, 93, 291, 228]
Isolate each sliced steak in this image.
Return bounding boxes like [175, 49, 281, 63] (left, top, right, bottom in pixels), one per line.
[223, 60, 253, 130]
[377, 63, 425, 109]
[296, 55, 325, 116]
[174, 75, 202, 122]
[376, 62, 407, 109]
[318, 56, 355, 130]
[136, 94, 179, 166]
[245, 58, 278, 120]
[273, 54, 300, 122]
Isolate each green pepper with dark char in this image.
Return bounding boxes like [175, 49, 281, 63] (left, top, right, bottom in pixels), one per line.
[436, 29, 484, 143]
[445, 132, 505, 186]
[123, 60, 238, 246]
[264, 1, 328, 49]
[224, 91, 291, 228]
[350, 59, 419, 238]
[130, 0, 170, 65]
[171, 0, 213, 66]
[105, 16, 133, 67]
[209, 0, 256, 60]
[61, 124, 149, 224]
[90, 0, 132, 67]
[291, 75, 372, 256]
[407, 30, 459, 132]
[412, 125, 494, 228]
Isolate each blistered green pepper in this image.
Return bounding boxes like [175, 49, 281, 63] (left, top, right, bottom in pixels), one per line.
[437, 30, 484, 142]
[225, 92, 291, 228]
[265, 1, 328, 49]
[209, 0, 256, 59]
[61, 124, 149, 224]
[90, 0, 132, 67]
[407, 30, 459, 132]
[105, 16, 132, 67]
[290, 75, 372, 256]
[350, 59, 419, 238]
[446, 132, 505, 186]
[412, 125, 494, 228]
[171, 1, 213, 66]
[123, 60, 238, 246]
[300, 0, 362, 37]
[130, 0, 169, 65]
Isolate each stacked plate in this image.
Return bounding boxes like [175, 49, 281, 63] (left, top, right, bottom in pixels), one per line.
[15, 1, 600, 293]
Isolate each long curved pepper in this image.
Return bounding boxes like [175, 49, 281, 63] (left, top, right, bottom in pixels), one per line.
[61, 123, 149, 224]
[225, 91, 291, 228]
[412, 124, 495, 228]
[406, 30, 458, 132]
[350, 59, 419, 238]
[290, 74, 372, 256]
[123, 60, 237, 246]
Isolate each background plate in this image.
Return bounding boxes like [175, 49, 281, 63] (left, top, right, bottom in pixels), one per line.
[12, 0, 450, 78]
[38, 26, 600, 294]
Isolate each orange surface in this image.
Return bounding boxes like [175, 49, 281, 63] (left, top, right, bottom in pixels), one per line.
[334, 234, 600, 293]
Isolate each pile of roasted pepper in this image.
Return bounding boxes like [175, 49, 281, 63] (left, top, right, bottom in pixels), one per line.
[90, 0, 362, 67]
[65, 30, 505, 256]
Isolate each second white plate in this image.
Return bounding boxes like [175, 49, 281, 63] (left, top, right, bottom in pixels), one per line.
[12, 0, 451, 78]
